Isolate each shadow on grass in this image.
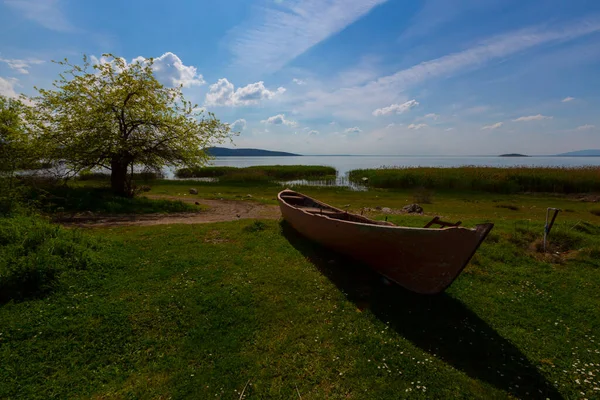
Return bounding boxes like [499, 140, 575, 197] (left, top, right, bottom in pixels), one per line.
[280, 221, 562, 400]
[26, 185, 196, 214]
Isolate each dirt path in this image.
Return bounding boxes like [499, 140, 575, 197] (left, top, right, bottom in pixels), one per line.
[56, 195, 281, 227]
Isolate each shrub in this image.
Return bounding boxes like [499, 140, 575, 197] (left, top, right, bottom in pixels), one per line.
[78, 170, 164, 181]
[0, 215, 105, 302]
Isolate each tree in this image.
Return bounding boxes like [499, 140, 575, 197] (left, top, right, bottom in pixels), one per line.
[0, 96, 31, 173]
[0, 95, 37, 213]
[31, 54, 232, 196]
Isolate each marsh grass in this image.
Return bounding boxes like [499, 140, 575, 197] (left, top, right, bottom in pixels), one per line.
[175, 165, 337, 181]
[349, 166, 600, 194]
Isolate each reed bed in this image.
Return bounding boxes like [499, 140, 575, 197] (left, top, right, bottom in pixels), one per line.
[175, 165, 337, 181]
[348, 166, 600, 193]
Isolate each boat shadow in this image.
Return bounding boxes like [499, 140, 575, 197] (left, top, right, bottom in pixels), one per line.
[280, 221, 562, 400]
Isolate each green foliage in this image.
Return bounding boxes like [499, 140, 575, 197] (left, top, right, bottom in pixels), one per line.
[29, 54, 232, 196]
[0, 215, 105, 302]
[26, 185, 196, 214]
[349, 166, 600, 193]
[175, 165, 337, 180]
[78, 170, 164, 181]
[0, 96, 33, 172]
[0, 96, 39, 214]
[243, 220, 267, 233]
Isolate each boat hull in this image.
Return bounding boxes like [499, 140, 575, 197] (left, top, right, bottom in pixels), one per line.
[278, 190, 493, 294]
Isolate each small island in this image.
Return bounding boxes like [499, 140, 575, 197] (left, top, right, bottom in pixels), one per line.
[499, 153, 530, 157]
[206, 147, 301, 157]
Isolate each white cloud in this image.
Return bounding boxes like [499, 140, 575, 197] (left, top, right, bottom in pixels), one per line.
[0, 77, 19, 98]
[0, 57, 44, 74]
[408, 123, 428, 130]
[344, 127, 362, 134]
[423, 113, 439, 120]
[576, 124, 596, 131]
[482, 122, 503, 130]
[141, 52, 204, 88]
[307, 130, 319, 135]
[205, 78, 286, 107]
[376, 18, 600, 91]
[373, 99, 419, 116]
[5, 0, 73, 31]
[562, 96, 575, 103]
[445, 128, 455, 131]
[92, 53, 204, 88]
[292, 78, 306, 85]
[228, 0, 389, 72]
[300, 18, 600, 119]
[512, 114, 553, 122]
[261, 114, 297, 127]
[229, 119, 247, 131]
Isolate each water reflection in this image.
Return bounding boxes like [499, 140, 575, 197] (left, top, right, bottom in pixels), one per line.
[277, 176, 367, 191]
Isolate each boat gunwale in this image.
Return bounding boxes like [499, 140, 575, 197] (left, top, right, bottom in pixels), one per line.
[278, 189, 479, 233]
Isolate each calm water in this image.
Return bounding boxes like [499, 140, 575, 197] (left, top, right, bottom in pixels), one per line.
[165, 155, 600, 178]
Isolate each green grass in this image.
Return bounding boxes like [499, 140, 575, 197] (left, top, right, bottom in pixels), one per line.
[0, 215, 106, 303]
[27, 185, 201, 215]
[349, 166, 600, 194]
[175, 165, 337, 181]
[1, 188, 600, 398]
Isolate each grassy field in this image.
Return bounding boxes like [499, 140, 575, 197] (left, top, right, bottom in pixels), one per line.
[1, 180, 600, 398]
[175, 165, 337, 181]
[349, 166, 600, 194]
[25, 184, 202, 215]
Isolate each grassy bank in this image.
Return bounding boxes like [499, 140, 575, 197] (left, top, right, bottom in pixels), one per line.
[1, 184, 600, 398]
[349, 166, 600, 194]
[21, 182, 201, 215]
[1, 213, 599, 398]
[175, 165, 337, 181]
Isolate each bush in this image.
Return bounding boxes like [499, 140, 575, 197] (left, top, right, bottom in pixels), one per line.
[78, 170, 164, 181]
[0, 215, 105, 302]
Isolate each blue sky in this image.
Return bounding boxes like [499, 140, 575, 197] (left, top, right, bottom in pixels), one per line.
[1, 0, 600, 155]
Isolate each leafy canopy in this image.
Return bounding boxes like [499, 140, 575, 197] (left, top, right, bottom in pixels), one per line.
[0, 96, 33, 173]
[31, 54, 232, 183]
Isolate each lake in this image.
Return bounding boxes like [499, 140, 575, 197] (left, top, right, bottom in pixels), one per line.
[165, 155, 600, 178]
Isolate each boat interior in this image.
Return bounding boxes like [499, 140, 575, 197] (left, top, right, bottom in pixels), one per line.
[279, 191, 394, 226]
[280, 190, 464, 229]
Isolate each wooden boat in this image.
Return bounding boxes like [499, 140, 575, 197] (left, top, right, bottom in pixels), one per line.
[278, 189, 493, 294]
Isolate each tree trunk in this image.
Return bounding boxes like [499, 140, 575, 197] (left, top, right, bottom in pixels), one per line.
[110, 157, 129, 197]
